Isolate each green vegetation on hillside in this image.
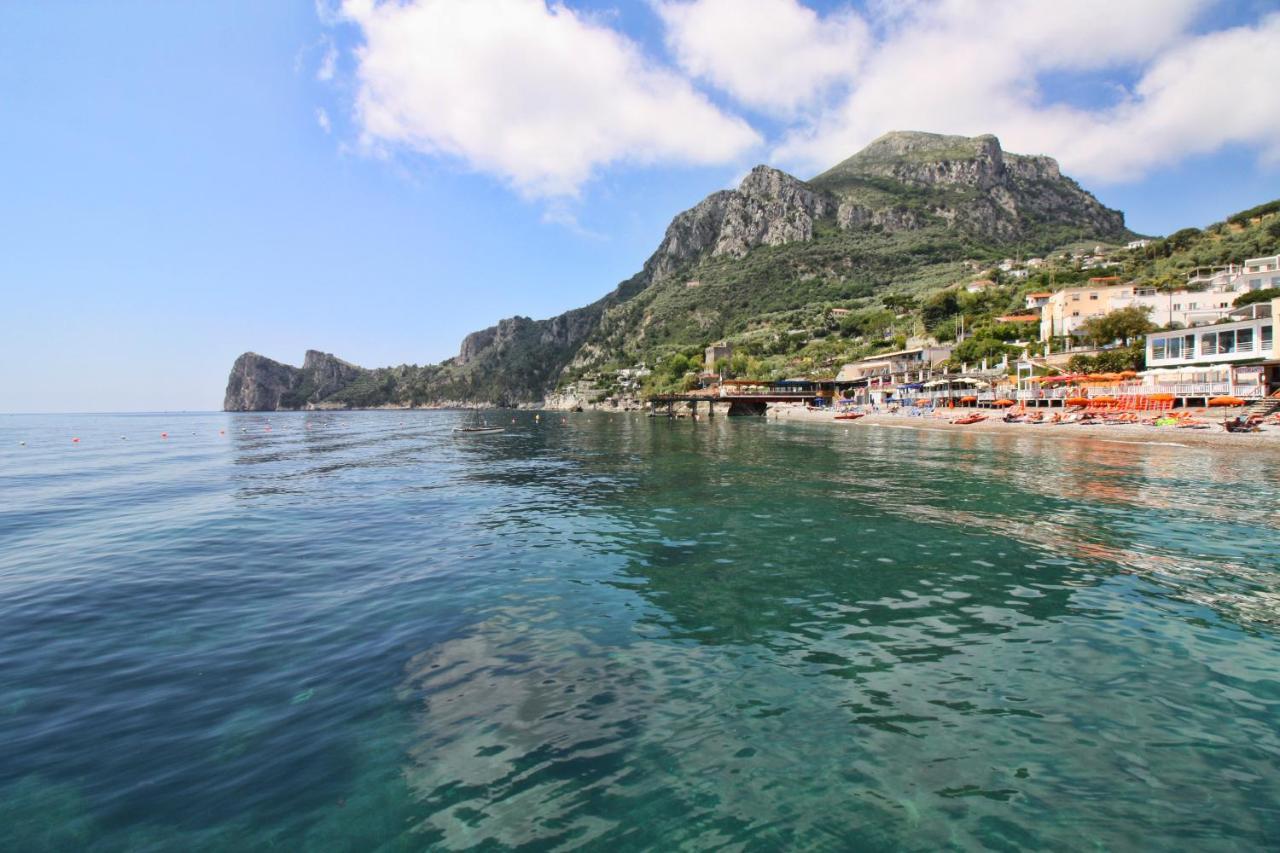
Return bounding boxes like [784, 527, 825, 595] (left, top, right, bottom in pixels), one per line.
[229, 129, 1279, 410]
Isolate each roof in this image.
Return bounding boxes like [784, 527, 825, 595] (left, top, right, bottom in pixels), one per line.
[996, 314, 1040, 323]
[1026, 291, 1051, 298]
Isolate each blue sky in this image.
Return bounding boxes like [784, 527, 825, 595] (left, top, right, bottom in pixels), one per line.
[2, 0, 1278, 412]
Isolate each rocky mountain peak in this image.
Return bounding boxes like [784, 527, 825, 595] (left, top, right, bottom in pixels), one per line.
[736, 165, 811, 200]
[810, 130, 1125, 242]
[224, 129, 1140, 411]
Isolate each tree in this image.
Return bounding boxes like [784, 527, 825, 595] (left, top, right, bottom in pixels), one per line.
[839, 308, 894, 339]
[951, 337, 1018, 366]
[1068, 342, 1145, 372]
[882, 292, 918, 314]
[1077, 306, 1154, 346]
[664, 353, 691, 380]
[1234, 287, 1280, 308]
[921, 291, 959, 330]
[1167, 227, 1201, 252]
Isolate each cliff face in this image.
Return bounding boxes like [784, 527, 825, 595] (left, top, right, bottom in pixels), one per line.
[810, 131, 1128, 242]
[223, 353, 304, 411]
[224, 131, 1136, 410]
[223, 351, 369, 411]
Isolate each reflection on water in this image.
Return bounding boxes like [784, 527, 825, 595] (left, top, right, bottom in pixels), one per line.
[0, 411, 1278, 850]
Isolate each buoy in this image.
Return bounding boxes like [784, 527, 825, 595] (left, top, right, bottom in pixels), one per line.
[120, 435, 127, 440]
[219, 430, 225, 435]
[161, 432, 168, 439]
[265, 426, 272, 431]
[19, 441, 26, 446]
[72, 438, 80, 443]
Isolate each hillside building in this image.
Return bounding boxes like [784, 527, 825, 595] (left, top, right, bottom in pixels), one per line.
[1141, 299, 1279, 401]
[704, 341, 733, 369]
[1039, 265, 1269, 341]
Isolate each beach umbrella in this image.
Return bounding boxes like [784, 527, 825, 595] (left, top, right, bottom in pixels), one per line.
[993, 399, 1015, 407]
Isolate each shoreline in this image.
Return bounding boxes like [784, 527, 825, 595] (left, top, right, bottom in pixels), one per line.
[765, 402, 1280, 450]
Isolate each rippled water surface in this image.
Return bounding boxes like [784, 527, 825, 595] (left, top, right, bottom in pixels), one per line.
[2, 411, 1280, 851]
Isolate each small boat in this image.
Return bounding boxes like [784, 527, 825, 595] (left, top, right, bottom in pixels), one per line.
[834, 412, 864, 420]
[952, 414, 986, 425]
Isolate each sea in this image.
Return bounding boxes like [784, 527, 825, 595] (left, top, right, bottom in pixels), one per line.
[2, 410, 1279, 851]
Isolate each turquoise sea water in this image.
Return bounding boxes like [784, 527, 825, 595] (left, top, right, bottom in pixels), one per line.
[2, 411, 1279, 851]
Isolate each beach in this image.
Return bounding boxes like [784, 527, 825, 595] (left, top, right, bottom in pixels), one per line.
[766, 401, 1280, 449]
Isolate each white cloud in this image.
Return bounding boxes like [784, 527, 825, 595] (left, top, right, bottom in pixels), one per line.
[338, 0, 761, 198]
[540, 202, 606, 240]
[770, 1, 1280, 185]
[316, 107, 332, 134]
[316, 38, 338, 81]
[654, 0, 869, 114]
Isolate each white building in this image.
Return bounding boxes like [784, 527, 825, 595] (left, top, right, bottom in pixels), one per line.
[1041, 266, 1271, 341]
[1110, 286, 1235, 329]
[1142, 299, 1279, 401]
[1237, 254, 1280, 292]
[1126, 239, 1152, 250]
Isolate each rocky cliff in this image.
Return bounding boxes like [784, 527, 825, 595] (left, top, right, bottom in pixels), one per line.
[810, 131, 1127, 242]
[224, 131, 1135, 410]
[223, 350, 370, 411]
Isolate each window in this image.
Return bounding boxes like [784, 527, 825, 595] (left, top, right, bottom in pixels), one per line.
[1173, 303, 1182, 311]
[1262, 325, 1273, 350]
[1072, 294, 1081, 302]
[1201, 332, 1216, 354]
[1089, 293, 1099, 300]
[1189, 302, 1198, 309]
[1071, 311, 1080, 317]
[1238, 328, 1253, 351]
[1250, 278, 1263, 289]
[1183, 334, 1196, 357]
[1218, 331, 1236, 354]
[1151, 339, 1167, 360]
[1166, 337, 1181, 359]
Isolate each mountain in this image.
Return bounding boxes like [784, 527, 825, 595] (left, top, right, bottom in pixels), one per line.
[225, 131, 1141, 411]
[223, 350, 366, 411]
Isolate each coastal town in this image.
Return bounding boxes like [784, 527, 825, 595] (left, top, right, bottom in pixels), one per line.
[559, 249, 1280, 435]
